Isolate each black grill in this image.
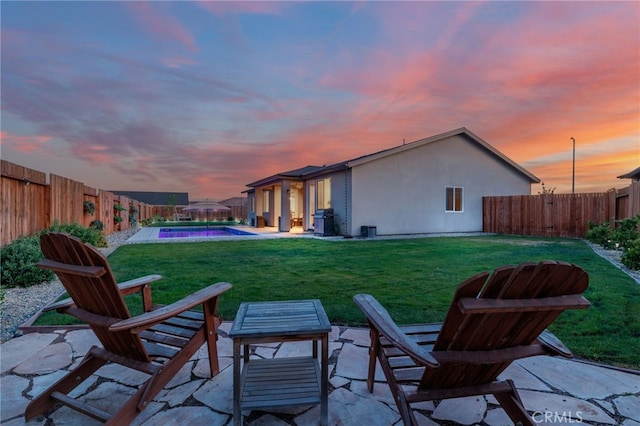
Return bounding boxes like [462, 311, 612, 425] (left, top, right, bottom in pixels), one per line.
[313, 209, 335, 236]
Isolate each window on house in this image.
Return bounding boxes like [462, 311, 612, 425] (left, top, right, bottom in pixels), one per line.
[445, 187, 463, 212]
[262, 190, 270, 213]
[316, 178, 331, 209]
[250, 197, 255, 213]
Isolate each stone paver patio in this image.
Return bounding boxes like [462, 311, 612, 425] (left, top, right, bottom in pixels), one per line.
[1, 323, 639, 425]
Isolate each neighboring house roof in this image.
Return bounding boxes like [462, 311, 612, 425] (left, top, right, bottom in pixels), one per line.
[217, 197, 246, 207]
[246, 127, 539, 188]
[111, 191, 189, 206]
[617, 166, 640, 180]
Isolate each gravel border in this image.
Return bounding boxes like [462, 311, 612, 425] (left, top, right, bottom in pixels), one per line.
[1, 233, 637, 343]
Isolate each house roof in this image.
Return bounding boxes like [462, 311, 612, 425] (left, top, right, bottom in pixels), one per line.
[246, 165, 325, 187]
[617, 166, 640, 180]
[111, 191, 189, 206]
[246, 127, 540, 188]
[217, 196, 246, 207]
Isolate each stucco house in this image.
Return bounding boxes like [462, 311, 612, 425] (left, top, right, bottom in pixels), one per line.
[245, 127, 540, 237]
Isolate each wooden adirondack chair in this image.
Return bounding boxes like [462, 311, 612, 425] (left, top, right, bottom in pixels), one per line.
[25, 232, 232, 424]
[354, 260, 590, 426]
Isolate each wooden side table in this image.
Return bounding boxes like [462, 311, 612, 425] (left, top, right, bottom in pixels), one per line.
[228, 299, 331, 425]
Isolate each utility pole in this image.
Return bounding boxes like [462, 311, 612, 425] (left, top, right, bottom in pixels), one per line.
[571, 137, 576, 193]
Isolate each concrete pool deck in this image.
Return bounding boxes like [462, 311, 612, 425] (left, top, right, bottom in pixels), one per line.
[125, 225, 314, 244]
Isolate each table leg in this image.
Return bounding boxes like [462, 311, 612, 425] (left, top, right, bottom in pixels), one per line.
[233, 339, 241, 426]
[243, 344, 250, 363]
[321, 333, 328, 426]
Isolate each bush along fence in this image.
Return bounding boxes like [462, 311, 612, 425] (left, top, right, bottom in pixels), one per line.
[1, 160, 156, 246]
[585, 214, 640, 270]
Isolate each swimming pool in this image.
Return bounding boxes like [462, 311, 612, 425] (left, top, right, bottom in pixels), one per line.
[158, 227, 257, 239]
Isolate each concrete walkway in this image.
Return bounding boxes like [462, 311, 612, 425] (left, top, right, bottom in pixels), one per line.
[1, 324, 639, 425]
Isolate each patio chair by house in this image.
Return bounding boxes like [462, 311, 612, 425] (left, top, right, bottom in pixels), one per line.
[25, 232, 232, 425]
[354, 260, 590, 426]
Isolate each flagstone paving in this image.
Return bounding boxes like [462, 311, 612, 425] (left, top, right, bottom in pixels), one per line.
[1, 323, 639, 425]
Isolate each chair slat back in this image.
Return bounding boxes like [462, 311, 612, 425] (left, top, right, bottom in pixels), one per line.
[422, 260, 588, 389]
[40, 232, 149, 361]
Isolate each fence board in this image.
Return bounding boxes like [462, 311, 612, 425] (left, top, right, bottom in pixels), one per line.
[631, 180, 640, 217]
[1, 162, 49, 245]
[50, 174, 84, 226]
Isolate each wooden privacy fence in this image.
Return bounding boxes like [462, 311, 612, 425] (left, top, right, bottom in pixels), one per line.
[1, 161, 156, 246]
[483, 184, 639, 238]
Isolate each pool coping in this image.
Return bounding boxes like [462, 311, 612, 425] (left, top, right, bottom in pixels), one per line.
[125, 225, 316, 244]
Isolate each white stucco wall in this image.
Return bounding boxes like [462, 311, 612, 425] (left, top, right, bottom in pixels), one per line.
[349, 135, 532, 236]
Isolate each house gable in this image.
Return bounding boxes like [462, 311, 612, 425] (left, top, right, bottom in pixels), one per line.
[348, 132, 535, 235]
[347, 127, 539, 184]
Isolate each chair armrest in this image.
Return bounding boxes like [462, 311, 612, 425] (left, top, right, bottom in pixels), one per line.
[117, 275, 163, 296]
[38, 259, 106, 278]
[109, 282, 232, 333]
[43, 274, 164, 312]
[354, 294, 439, 368]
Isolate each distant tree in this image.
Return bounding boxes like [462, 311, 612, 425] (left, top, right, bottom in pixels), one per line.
[166, 194, 177, 219]
[538, 182, 556, 195]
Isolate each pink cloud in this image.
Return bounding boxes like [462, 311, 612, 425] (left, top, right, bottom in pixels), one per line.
[126, 2, 197, 53]
[196, 2, 285, 17]
[2, 131, 54, 153]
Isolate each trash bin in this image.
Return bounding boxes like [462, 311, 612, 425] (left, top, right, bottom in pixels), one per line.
[361, 226, 377, 238]
[256, 216, 265, 228]
[313, 209, 335, 236]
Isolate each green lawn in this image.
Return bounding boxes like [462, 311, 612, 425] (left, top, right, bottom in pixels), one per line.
[38, 235, 640, 369]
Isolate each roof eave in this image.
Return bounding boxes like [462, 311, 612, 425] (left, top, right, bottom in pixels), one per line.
[617, 166, 640, 180]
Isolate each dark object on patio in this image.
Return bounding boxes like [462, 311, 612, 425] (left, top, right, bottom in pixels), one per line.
[354, 260, 590, 426]
[25, 232, 232, 425]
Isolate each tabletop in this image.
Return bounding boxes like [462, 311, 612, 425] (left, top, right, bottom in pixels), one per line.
[229, 299, 331, 339]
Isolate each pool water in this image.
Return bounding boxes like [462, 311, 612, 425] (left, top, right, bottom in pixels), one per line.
[158, 227, 256, 239]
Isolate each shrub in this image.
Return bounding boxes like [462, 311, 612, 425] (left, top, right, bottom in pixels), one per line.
[90, 219, 104, 231]
[621, 238, 640, 270]
[140, 217, 153, 226]
[610, 215, 640, 249]
[585, 221, 612, 247]
[0, 223, 108, 289]
[44, 221, 107, 248]
[140, 215, 166, 226]
[0, 235, 55, 288]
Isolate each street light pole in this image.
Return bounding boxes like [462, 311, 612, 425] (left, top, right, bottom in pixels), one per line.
[571, 137, 576, 193]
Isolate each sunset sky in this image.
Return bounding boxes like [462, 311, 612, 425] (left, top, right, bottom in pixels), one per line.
[2, 1, 638, 200]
